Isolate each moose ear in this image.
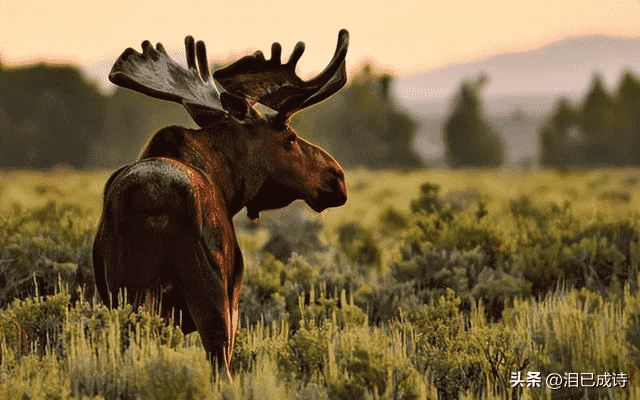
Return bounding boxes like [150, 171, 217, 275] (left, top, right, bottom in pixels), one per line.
[220, 92, 251, 121]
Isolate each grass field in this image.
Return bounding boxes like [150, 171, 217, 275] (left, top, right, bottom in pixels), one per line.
[2, 167, 640, 399]
[4, 166, 640, 232]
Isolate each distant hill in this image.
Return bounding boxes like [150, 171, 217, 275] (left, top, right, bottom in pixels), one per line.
[392, 35, 640, 163]
[394, 35, 640, 115]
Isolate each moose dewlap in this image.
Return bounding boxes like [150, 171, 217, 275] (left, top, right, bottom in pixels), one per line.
[93, 30, 349, 378]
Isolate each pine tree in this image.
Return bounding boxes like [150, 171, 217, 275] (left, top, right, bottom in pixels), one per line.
[539, 99, 577, 168]
[617, 71, 640, 165]
[578, 74, 625, 166]
[442, 75, 503, 168]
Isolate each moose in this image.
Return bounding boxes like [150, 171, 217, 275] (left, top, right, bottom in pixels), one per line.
[92, 30, 349, 377]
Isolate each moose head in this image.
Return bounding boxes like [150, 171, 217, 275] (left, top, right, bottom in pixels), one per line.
[92, 30, 349, 378]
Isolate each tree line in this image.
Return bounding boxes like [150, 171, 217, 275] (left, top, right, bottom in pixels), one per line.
[0, 62, 197, 169]
[2, 59, 639, 170]
[540, 71, 640, 168]
[0, 62, 421, 170]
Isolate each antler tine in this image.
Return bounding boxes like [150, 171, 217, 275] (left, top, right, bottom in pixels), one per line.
[299, 29, 348, 91]
[286, 42, 305, 69]
[292, 29, 348, 111]
[196, 40, 211, 81]
[271, 42, 282, 64]
[185, 36, 197, 70]
[213, 29, 349, 122]
[109, 36, 228, 127]
[184, 36, 211, 83]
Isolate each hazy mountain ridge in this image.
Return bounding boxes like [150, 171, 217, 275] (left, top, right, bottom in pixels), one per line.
[394, 35, 640, 113]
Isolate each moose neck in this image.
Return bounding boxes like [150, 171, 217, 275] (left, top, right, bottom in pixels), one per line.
[218, 121, 269, 218]
[194, 120, 271, 218]
[140, 117, 269, 219]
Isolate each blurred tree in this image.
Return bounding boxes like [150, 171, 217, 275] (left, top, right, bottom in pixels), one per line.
[539, 99, 578, 168]
[91, 88, 192, 168]
[577, 74, 625, 166]
[292, 64, 423, 170]
[580, 75, 620, 137]
[538, 72, 640, 168]
[90, 87, 148, 168]
[0, 60, 194, 169]
[0, 105, 18, 166]
[442, 75, 504, 168]
[0, 63, 105, 168]
[617, 71, 640, 165]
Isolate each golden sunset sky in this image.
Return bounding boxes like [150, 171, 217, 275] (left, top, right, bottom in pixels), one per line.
[1, 0, 639, 83]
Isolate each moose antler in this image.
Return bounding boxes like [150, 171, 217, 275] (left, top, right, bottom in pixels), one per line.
[214, 29, 349, 125]
[109, 36, 230, 127]
[109, 30, 349, 127]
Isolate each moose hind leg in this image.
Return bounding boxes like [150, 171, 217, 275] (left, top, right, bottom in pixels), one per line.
[167, 235, 232, 376]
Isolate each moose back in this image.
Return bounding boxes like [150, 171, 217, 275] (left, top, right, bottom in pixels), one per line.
[92, 30, 349, 377]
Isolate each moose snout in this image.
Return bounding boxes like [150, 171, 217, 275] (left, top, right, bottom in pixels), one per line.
[331, 171, 347, 206]
[318, 168, 347, 208]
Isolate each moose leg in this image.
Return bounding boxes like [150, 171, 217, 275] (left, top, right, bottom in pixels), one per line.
[166, 236, 233, 378]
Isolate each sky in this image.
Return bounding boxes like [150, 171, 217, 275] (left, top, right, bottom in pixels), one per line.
[2, 0, 640, 92]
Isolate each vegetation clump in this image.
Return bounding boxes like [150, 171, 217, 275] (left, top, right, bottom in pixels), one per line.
[2, 168, 640, 397]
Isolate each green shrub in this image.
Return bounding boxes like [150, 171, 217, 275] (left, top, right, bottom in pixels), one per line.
[505, 288, 631, 399]
[509, 194, 564, 226]
[141, 347, 212, 400]
[624, 278, 640, 369]
[337, 222, 381, 270]
[471, 269, 531, 321]
[410, 183, 455, 219]
[398, 289, 483, 399]
[0, 287, 69, 362]
[0, 201, 95, 306]
[378, 206, 409, 235]
[598, 190, 631, 203]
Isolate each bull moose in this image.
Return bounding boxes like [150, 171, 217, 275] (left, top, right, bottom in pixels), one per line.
[92, 30, 349, 377]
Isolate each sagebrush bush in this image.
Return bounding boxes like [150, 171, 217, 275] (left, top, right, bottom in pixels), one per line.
[337, 222, 381, 271]
[0, 201, 95, 307]
[395, 180, 640, 315]
[0, 284, 69, 362]
[378, 206, 409, 234]
[400, 289, 485, 400]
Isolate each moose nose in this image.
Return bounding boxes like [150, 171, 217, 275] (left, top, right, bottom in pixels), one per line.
[336, 181, 347, 205]
[330, 169, 347, 206]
